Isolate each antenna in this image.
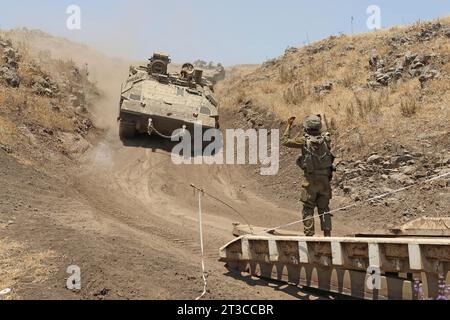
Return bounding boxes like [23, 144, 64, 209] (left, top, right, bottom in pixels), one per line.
[351, 16, 354, 35]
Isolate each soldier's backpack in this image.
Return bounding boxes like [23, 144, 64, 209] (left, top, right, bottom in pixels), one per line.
[297, 134, 334, 174]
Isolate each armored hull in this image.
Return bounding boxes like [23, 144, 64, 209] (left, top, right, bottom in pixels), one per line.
[119, 53, 219, 140]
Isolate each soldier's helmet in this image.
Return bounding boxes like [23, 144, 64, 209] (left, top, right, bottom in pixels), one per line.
[303, 115, 322, 133]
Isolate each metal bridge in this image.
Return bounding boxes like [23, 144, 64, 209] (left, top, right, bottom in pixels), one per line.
[219, 219, 450, 300]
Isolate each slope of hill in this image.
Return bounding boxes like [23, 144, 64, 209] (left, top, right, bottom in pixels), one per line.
[217, 18, 450, 231]
[0, 28, 131, 129]
[0, 33, 100, 165]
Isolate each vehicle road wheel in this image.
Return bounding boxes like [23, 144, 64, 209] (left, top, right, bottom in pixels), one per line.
[119, 120, 136, 140]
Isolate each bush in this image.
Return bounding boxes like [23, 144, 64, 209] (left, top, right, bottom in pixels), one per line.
[283, 82, 307, 105]
[279, 65, 296, 83]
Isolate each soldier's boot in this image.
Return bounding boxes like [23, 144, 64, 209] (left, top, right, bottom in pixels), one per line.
[302, 206, 315, 237]
[318, 207, 332, 238]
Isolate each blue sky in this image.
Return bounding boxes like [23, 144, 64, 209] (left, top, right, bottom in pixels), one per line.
[0, 0, 449, 65]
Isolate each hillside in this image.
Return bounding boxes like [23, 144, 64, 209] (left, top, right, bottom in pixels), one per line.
[0, 28, 131, 129]
[0, 33, 101, 166]
[217, 18, 450, 231]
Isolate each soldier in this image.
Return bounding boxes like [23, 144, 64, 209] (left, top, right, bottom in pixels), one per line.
[281, 115, 335, 237]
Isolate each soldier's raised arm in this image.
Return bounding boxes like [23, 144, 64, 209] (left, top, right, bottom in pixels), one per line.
[323, 131, 332, 149]
[281, 117, 306, 149]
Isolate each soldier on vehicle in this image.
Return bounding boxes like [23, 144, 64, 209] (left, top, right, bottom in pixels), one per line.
[281, 115, 335, 237]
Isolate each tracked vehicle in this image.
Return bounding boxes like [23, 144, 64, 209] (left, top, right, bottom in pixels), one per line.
[118, 53, 219, 140]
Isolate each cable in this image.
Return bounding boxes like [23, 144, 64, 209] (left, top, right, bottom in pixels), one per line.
[190, 184, 254, 234]
[148, 119, 186, 140]
[189, 183, 256, 299]
[194, 190, 208, 301]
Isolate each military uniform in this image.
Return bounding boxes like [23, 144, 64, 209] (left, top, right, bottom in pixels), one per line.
[281, 117, 333, 237]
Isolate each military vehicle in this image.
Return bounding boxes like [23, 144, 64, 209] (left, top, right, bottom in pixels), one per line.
[118, 53, 220, 140]
[193, 60, 226, 85]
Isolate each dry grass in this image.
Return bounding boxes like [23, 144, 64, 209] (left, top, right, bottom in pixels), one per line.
[0, 87, 74, 132]
[0, 238, 57, 300]
[400, 95, 420, 117]
[283, 82, 307, 105]
[0, 34, 98, 157]
[0, 116, 22, 147]
[25, 96, 74, 131]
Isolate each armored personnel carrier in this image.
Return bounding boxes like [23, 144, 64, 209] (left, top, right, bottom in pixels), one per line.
[193, 60, 226, 85]
[118, 53, 220, 140]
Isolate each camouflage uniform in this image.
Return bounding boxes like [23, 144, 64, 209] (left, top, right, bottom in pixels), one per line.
[281, 116, 334, 237]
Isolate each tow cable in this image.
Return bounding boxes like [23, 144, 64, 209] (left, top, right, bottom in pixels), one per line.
[148, 118, 186, 140]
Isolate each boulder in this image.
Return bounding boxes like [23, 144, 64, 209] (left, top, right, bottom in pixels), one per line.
[389, 173, 414, 185]
[0, 66, 20, 87]
[367, 154, 383, 165]
[313, 81, 333, 95]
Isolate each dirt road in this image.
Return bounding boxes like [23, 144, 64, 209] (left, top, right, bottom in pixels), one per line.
[1, 128, 356, 300]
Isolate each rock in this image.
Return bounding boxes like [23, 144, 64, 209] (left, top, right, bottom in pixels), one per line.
[393, 58, 406, 79]
[419, 66, 440, 86]
[367, 154, 383, 165]
[31, 75, 59, 96]
[389, 173, 414, 185]
[0, 66, 20, 87]
[368, 80, 382, 88]
[385, 198, 400, 206]
[445, 27, 450, 38]
[343, 186, 353, 194]
[368, 50, 439, 87]
[75, 106, 87, 114]
[0, 145, 12, 153]
[285, 47, 298, 55]
[402, 211, 414, 219]
[391, 154, 414, 167]
[400, 166, 416, 176]
[307, 41, 335, 55]
[389, 35, 411, 46]
[0, 39, 12, 48]
[436, 193, 450, 208]
[374, 70, 393, 85]
[414, 170, 428, 179]
[404, 51, 417, 64]
[344, 44, 355, 51]
[438, 155, 450, 166]
[2, 47, 20, 68]
[417, 23, 441, 41]
[382, 161, 392, 169]
[313, 81, 333, 95]
[369, 53, 379, 70]
[380, 187, 395, 194]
